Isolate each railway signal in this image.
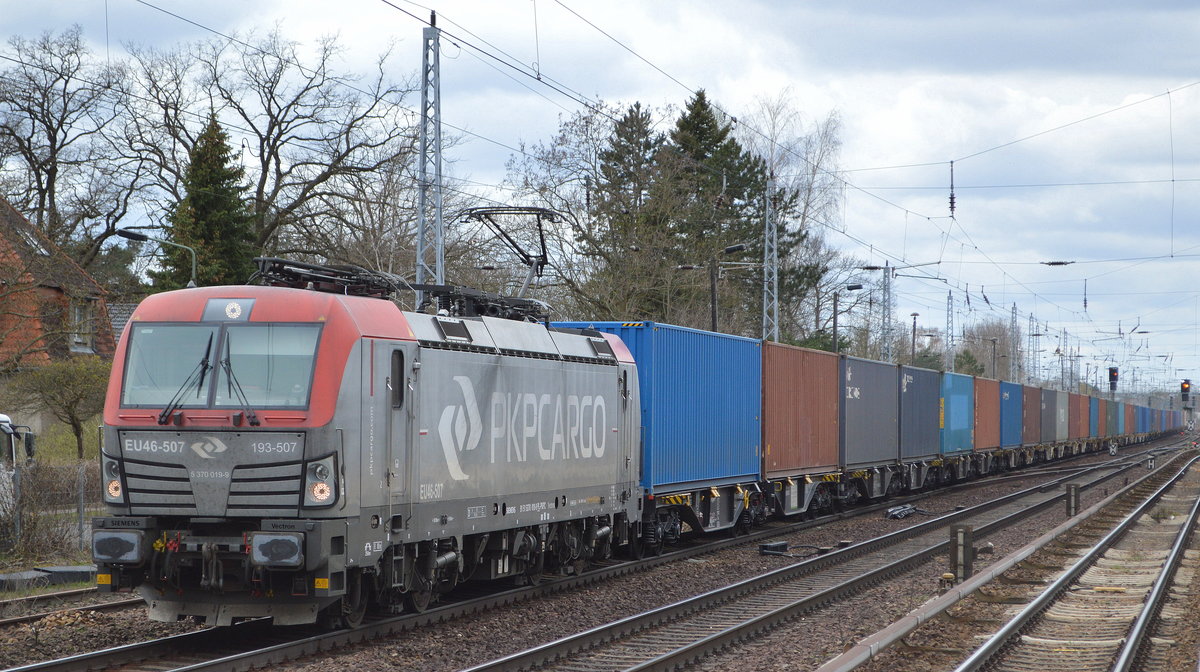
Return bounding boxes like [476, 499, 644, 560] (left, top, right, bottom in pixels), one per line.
[1182, 379, 1191, 402]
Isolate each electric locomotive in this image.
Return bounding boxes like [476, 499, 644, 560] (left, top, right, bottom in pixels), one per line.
[92, 259, 641, 626]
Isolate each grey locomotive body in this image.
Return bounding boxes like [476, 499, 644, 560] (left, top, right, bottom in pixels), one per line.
[94, 283, 641, 626]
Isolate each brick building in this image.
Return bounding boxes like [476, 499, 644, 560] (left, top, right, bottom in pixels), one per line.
[0, 197, 116, 371]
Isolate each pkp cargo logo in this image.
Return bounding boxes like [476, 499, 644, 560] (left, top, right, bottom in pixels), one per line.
[190, 436, 230, 459]
[439, 376, 480, 481]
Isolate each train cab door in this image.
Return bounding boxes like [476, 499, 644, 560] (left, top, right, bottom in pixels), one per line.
[619, 365, 638, 495]
[386, 344, 418, 534]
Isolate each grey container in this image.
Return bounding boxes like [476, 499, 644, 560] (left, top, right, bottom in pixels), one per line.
[840, 356, 900, 468]
[1040, 388, 1058, 444]
[1055, 390, 1069, 440]
[900, 366, 940, 460]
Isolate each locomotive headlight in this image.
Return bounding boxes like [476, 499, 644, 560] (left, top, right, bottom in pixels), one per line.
[303, 454, 337, 508]
[102, 458, 124, 503]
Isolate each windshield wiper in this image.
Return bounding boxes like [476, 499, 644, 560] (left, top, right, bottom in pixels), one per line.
[158, 333, 213, 425]
[221, 336, 261, 427]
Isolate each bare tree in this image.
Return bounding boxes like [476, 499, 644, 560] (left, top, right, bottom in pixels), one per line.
[198, 31, 418, 253]
[0, 26, 140, 265]
[119, 30, 420, 263]
[737, 89, 844, 341]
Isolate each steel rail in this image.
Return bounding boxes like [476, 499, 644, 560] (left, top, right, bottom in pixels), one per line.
[951, 454, 1200, 672]
[1109, 459, 1200, 672]
[5, 442, 1168, 672]
[460, 458, 1145, 672]
[813, 443, 1194, 672]
[0, 596, 144, 627]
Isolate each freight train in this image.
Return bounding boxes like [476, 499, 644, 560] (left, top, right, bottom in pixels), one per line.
[91, 259, 1183, 627]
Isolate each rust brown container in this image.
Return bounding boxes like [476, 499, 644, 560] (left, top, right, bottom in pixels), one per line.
[762, 342, 839, 477]
[1022, 385, 1042, 445]
[1125, 404, 1135, 435]
[1069, 393, 1087, 439]
[974, 377, 1000, 452]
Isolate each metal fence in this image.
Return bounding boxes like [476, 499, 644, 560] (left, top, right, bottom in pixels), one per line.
[0, 461, 104, 554]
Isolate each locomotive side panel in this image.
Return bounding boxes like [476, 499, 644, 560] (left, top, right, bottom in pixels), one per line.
[405, 347, 635, 539]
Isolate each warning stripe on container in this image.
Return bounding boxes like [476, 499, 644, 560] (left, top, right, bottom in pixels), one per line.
[621, 322, 643, 327]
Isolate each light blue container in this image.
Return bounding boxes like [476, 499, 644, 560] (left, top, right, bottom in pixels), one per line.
[553, 321, 762, 493]
[1089, 397, 1099, 438]
[940, 372, 974, 455]
[999, 381, 1023, 448]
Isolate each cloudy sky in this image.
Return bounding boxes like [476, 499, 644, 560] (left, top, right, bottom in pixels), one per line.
[7, 0, 1200, 394]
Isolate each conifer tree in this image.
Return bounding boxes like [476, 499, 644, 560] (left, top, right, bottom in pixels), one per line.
[153, 113, 256, 289]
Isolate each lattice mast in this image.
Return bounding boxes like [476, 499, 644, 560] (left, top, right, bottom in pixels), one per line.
[1009, 304, 1020, 381]
[762, 176, 779, 341]
[881, 261, 893, 362]
[414, 13, 445, 309]
[944, 290, 954, 371]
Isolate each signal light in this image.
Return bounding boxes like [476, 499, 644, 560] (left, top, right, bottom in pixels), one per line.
[1183, 379, 1191, 402]
[1108, 366, 1118, 392]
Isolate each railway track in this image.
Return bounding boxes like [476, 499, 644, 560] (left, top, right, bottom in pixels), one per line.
[2, 443, 1170, 672]
[953, 454, 1200, 672]
[458, 449, 1163, 672]
[0, 588, 144, 627]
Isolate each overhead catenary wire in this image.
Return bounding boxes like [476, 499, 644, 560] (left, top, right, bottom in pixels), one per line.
[22, 2, 1200, 380]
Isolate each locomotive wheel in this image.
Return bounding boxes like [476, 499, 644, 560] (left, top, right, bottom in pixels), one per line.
[517, 533, 546, 586]
[626, 529, 645, 560]
[404, 574, 434, 613]
[644, 522, 664, 557]
[342, 569, 368, 628]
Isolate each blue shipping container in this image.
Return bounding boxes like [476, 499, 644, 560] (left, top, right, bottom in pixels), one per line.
[940, 372, 974, 454]
[1117, 402, 1125, 435]
[1089, 397, 1099, 438]
[900, 366, 941, 460]
[999, 381, 1023, 448]
[552, 321, 762, 492]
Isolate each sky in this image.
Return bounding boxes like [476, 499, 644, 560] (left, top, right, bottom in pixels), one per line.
[5, 0, 1200, 396]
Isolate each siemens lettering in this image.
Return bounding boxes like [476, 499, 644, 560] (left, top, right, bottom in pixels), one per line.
[489, 393, 608, 464]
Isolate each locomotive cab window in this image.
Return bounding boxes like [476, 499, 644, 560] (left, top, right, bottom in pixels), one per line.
[390, 351, 404, 408]
[122, 325, 220, 407]
[213, 324, 321, 409]
[121, 322, 322, 409]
